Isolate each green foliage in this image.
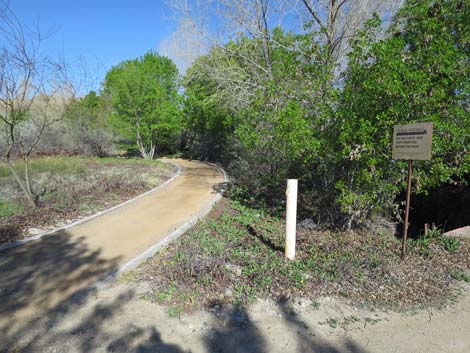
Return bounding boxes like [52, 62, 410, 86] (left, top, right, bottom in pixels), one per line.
[0, 200, 23, 217]
[183, 0, 470, 229]
[439, 237, 460, 252]
[184, 28, 338, 213]
[103, 51, 181, 159]
[65, 91, 114, 156]
[450, 271, 470, 283]
[411, 225, 460, 254]
[182, 53, 234, 161]
[311, 300, 321, 310]
[336, 0, 470, 227]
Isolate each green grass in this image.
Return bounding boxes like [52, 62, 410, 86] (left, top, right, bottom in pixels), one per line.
[0, 200, 23, 217]
[0, 157, 85, 178]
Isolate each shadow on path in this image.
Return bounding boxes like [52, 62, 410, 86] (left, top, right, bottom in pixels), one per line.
[0, 231, 121, 352]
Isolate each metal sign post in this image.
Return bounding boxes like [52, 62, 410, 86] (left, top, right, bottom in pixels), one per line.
[392, 122, 433, 259]
[402, 160, 413, 259]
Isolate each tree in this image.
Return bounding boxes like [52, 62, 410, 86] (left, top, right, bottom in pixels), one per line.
[0, 1, 70, 207]
[64, 91, 114, 157]
[336, 0, 470, 228]
[300, 0, 403, 65]
[184, 28, 338, 210]
[103, 52, 181, 159]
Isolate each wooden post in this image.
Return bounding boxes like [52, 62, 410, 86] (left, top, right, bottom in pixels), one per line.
[285, 179, 298, 260]
[402, 160, 412, 260]
[424, 223, 429, 236]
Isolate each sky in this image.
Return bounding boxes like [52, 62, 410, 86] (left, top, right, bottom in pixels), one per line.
[8, 0, 179, 92]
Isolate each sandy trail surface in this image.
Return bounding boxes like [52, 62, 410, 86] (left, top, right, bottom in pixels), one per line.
[4, 279, 470, 353]
[0, 159, 224, 352]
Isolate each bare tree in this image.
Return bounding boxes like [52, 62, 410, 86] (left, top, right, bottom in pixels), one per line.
[0, 1, 70, 207]
[167, 0, 403, 75]
[300, 0, 404, 64]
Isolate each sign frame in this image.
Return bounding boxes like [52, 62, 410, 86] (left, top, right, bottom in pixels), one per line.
[392, 122, 433, 161]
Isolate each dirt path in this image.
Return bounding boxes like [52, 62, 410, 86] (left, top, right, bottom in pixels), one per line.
[5, 279, 470, 353]
[0, 159, 225, 352]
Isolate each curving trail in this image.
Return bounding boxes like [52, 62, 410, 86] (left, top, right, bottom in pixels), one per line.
[0, 159, 225, 349]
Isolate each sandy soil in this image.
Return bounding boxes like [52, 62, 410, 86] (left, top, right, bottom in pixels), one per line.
[445, 226, 470, 239]
[4, 279, 470, 353]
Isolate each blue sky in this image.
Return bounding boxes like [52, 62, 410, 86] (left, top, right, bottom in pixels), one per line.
[9, 0, 178, 90]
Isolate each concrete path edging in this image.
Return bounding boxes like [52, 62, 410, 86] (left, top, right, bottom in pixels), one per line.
[0, 160, 182, 253]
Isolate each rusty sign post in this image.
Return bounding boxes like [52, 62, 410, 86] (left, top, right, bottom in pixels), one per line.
[392, 122, 433, 259]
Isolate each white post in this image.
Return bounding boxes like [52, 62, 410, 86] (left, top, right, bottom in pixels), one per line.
[285, 179, 298, 260]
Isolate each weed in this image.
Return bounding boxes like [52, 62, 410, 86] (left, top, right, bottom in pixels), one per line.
[167, 306, 181, 318]
[326, 318, 338, 329]
[440, 237, 460, 252]
[134, 198, 470, 313]
[234, 283, 257, 304]
[154, 291, 168, 304]
[427, 225, 442, 238]
[0, 200, 23, 217]
[311, 300, 321, 310]
[341, 315, 361, 326]
[364, 317, 381, 325]
[450, 271, 470, 283]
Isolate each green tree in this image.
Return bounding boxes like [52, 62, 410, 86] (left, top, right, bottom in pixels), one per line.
[65, 91, 114, 157]
[184, 29, 338, 215]
[336, 0, 470, 228]
[103, 52, 181, 159]
[182, 52, 234, 161]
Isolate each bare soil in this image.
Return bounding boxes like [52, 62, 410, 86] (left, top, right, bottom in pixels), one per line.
[5, 279, 470, 353]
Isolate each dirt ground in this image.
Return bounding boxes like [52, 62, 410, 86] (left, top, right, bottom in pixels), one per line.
[6, 279, 470, 353]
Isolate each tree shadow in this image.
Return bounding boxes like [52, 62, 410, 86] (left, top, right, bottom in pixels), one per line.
[277, 298, 370, 353]
[0, 230, 191, 353]
[1, 228, 371, 353]
[0, 231, 122, 352]
[202, 300, 371, 353]
[203, 305, 267, 353]
[106, 325, 188, 353]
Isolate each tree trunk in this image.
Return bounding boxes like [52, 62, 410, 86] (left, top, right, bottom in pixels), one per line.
[4, 160, 37, 208]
